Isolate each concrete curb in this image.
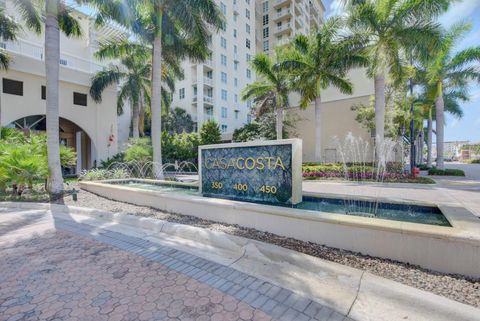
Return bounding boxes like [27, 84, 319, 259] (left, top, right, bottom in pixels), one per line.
[1, 202, 479, 321]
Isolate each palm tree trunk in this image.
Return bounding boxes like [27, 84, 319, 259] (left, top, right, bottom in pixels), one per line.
[0, 79, 2, 139]
[417, 130, 424, 165]
[139, 89, 145, 136]
[132, 101, 140, 139]
[45, 0, 64, 194]
[275, 107, 283, 140]
[427, 110, 433, 167]
[151, 33, 163, 178]
[435, 83, 445, 169]
[374, 73, 386, 162]
[314, 96, 322, 162]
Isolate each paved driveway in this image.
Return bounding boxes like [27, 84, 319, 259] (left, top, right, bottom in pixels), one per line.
[0, 208, 346, 321]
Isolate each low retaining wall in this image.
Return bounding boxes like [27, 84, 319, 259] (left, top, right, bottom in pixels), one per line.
[80, 180, 480, 278]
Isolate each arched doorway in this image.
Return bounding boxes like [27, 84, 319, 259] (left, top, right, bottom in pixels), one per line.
[8, 115, 94, 175]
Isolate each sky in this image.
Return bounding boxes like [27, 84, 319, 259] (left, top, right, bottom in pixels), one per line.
[325, 0, 480, 143]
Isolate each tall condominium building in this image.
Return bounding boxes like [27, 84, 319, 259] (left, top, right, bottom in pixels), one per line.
[171, 0, 325, 138]
[171, 0, 257, 137]
[256, 0, 325, 54]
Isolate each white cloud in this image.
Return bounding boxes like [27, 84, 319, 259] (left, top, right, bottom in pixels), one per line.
[439, 0, 480, 28]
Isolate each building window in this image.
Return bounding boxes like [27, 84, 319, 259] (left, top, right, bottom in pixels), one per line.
[220, 2, 226, 14]
[263, 27, 269, 38]
[73, 92, 87, 106]
[221, 107, 228, 118]
[245, 0, 250, 4]
[221, 124, 228, 133]
[2, 78, 23, 96]
[221, 54, 227, 66]
[262, 15, 269, 26]
[234, 78, 238, 87]
[246, 23, 250, 34]
[263, 40, 269, 52]
[246, 39, 250, 49]
[221, 89, 227, 101]
[179, 88, 185, 99]
[262, 1, 268, 13]
[41, 85, 46, 100]
[234, 94, 238, 103]
[234, 45, 238, 53]
[233, 29, 237, 38]
[221, 72, 227, 84]
[246, 53, 251, 61]
[234, 62, 239, 71]
[221, 37, 227, 49]
[235, 110, 239, 119]
[245, 9, 250, 19]
[247, 69, 251, 79]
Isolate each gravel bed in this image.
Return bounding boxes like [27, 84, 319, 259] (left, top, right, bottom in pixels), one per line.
[56, 185, 480, 308]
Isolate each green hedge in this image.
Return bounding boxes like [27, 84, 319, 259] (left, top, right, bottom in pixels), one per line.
[302, 162, 404, 174]
[428, 167, 465, 176]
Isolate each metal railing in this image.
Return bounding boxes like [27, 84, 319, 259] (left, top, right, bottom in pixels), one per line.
[1, 38, 105, 74]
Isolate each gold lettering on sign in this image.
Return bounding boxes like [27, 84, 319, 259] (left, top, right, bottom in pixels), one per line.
[204, 156, 287, 171]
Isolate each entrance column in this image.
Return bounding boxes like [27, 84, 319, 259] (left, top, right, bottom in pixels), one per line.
[76, 131, 83, 174]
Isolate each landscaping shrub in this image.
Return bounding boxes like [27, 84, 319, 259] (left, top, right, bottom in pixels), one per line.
[428, 167, 465, 176]
[124, 138, 152, 163]
[79, 168, 130, 181]
[417, 164, 431, 170]
[466, 159, 480, 164]
[100, 153, 125, 168]
[0, 131, 76, 194]
[200, 120, 222, 145]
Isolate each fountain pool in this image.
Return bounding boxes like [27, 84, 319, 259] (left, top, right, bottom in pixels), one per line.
[108, 180, 450, 227]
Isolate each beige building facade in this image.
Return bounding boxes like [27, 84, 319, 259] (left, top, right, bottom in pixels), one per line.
[0, 0, 124, 173]
[289, 69, 374, 162]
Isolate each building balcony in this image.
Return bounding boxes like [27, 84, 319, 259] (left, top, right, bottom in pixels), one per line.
[233, 53, 239, 63]
[192, 96, 214, 106]
[1, 38, 104, 74]
[274, 8, 292, 21]
[275, 22, 292, 36]
[273, 0, 291, 9]
[192, 77, 214, 87]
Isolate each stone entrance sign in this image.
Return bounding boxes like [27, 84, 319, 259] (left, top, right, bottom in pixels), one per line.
[199, 139, 302, 204]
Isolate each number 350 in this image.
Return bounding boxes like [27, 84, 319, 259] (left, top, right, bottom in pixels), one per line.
[211, 182, 223, 189]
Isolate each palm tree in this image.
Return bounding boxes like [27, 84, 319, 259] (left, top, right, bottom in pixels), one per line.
[0, 8, 19, 138]
[13, 0, 81, 194]
[417, 84, 467, 168]
[90, 40, 179, 139]
[242, 52, 291, 140]
[90, 41, 151, 139]
[280, 17, 367, 161]
[424, 22, 480, 169]
[346, 0, 451, 159]
[88, 0, 223, 177]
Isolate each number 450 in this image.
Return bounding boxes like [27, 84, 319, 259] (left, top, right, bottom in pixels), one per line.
[259, 185, 277, 194]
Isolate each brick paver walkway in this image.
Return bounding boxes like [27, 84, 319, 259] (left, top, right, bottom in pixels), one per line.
[0, 208, 350, 321]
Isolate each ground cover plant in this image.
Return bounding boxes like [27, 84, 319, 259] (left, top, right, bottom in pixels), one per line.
[428, 167, 465, 176]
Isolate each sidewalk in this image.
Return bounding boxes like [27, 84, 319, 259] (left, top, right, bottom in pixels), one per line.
[1, 202, 479, 321]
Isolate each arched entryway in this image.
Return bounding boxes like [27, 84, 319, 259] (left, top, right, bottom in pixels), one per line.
[8, 115, 95, 175]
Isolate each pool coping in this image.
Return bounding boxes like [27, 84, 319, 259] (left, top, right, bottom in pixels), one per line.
[89, 179, 480, 243]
